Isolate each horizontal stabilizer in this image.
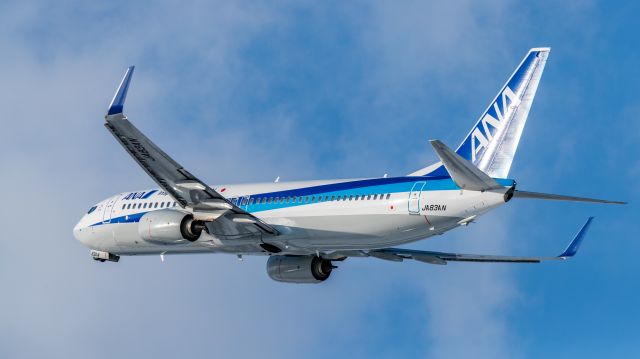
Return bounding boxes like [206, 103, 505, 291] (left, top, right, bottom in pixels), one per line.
[429, 140, 502, 191]
[514, 190, 626, 205]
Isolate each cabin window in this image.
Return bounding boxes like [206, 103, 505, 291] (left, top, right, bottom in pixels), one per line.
[386, 194, 391, 199]
[249, 198, 255, 205]
[143, 203, 147, 208]
[160, 202, 165, 208]
[154, 202, 158, 208]
[367, 195, 371, 200]
[261, 197, 267, 204]
[242, 198, 248, 205]
[349, 195, 353, 201]
[121, 204, 126, 209]
[87, 206, 97, 214]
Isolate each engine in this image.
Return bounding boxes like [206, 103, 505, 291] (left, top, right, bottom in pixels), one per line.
[266, 255, 335, 283]
[138, 209, 206, 245]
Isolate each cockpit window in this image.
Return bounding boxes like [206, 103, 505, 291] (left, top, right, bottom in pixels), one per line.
[87, 206, 97, 214]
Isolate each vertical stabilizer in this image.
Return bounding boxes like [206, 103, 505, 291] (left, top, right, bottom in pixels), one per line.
[410, 48, 550, 178]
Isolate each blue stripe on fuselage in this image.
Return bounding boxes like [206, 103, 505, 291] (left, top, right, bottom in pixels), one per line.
[237, 177, 514, 213]
[89, 177, 514, 226]
[90, 211, 148, 227]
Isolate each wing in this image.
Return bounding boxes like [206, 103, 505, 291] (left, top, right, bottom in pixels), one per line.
[328, 217, 593, 264]
[104, 66, 277, 236]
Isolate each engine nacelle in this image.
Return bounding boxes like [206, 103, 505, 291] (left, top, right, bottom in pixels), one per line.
[266, 255, 334, 283]
[138, 209, 205, 245]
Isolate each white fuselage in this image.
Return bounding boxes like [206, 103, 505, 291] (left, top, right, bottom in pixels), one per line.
[73, 176, 512, 257]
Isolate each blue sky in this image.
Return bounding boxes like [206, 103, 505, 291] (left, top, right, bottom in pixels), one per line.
[0, 1, 638, 358]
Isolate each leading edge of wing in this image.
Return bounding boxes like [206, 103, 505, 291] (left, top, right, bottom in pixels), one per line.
[358, 217, 595, 264]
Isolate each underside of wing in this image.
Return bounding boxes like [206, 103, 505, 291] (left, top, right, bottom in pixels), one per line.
[329, 217, 593, 265]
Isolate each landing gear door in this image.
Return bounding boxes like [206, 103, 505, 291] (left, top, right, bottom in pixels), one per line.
[408, 181, 426, 215]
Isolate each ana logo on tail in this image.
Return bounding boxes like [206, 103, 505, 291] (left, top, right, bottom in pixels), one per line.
[408, 47, 550, 178]
[471, 86, 521, 163]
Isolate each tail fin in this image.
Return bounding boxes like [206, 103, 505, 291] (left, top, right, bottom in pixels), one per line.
[410, 47, 550, 178]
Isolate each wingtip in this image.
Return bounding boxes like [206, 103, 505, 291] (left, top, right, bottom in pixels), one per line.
[558, 217, 594, 258]
[107, 66, 136, 116]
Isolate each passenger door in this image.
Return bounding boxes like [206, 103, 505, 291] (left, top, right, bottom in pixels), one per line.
[408, 181, 426, 214]
[102, 195, 119, 223]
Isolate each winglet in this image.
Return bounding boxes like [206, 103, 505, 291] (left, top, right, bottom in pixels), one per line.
[559, 217, 594, 258]
[107, 66, 135, 116]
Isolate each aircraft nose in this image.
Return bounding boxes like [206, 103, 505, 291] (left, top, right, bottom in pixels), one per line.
[73, 217, 91, 247]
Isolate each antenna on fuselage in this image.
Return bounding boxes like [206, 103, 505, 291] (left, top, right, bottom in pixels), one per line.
[274, 176, 280, 183]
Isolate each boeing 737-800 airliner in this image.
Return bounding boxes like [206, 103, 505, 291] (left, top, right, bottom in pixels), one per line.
[74, 47, 625, 283]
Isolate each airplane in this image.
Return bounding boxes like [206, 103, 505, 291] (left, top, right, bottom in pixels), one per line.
[74, 47, 625, 283]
